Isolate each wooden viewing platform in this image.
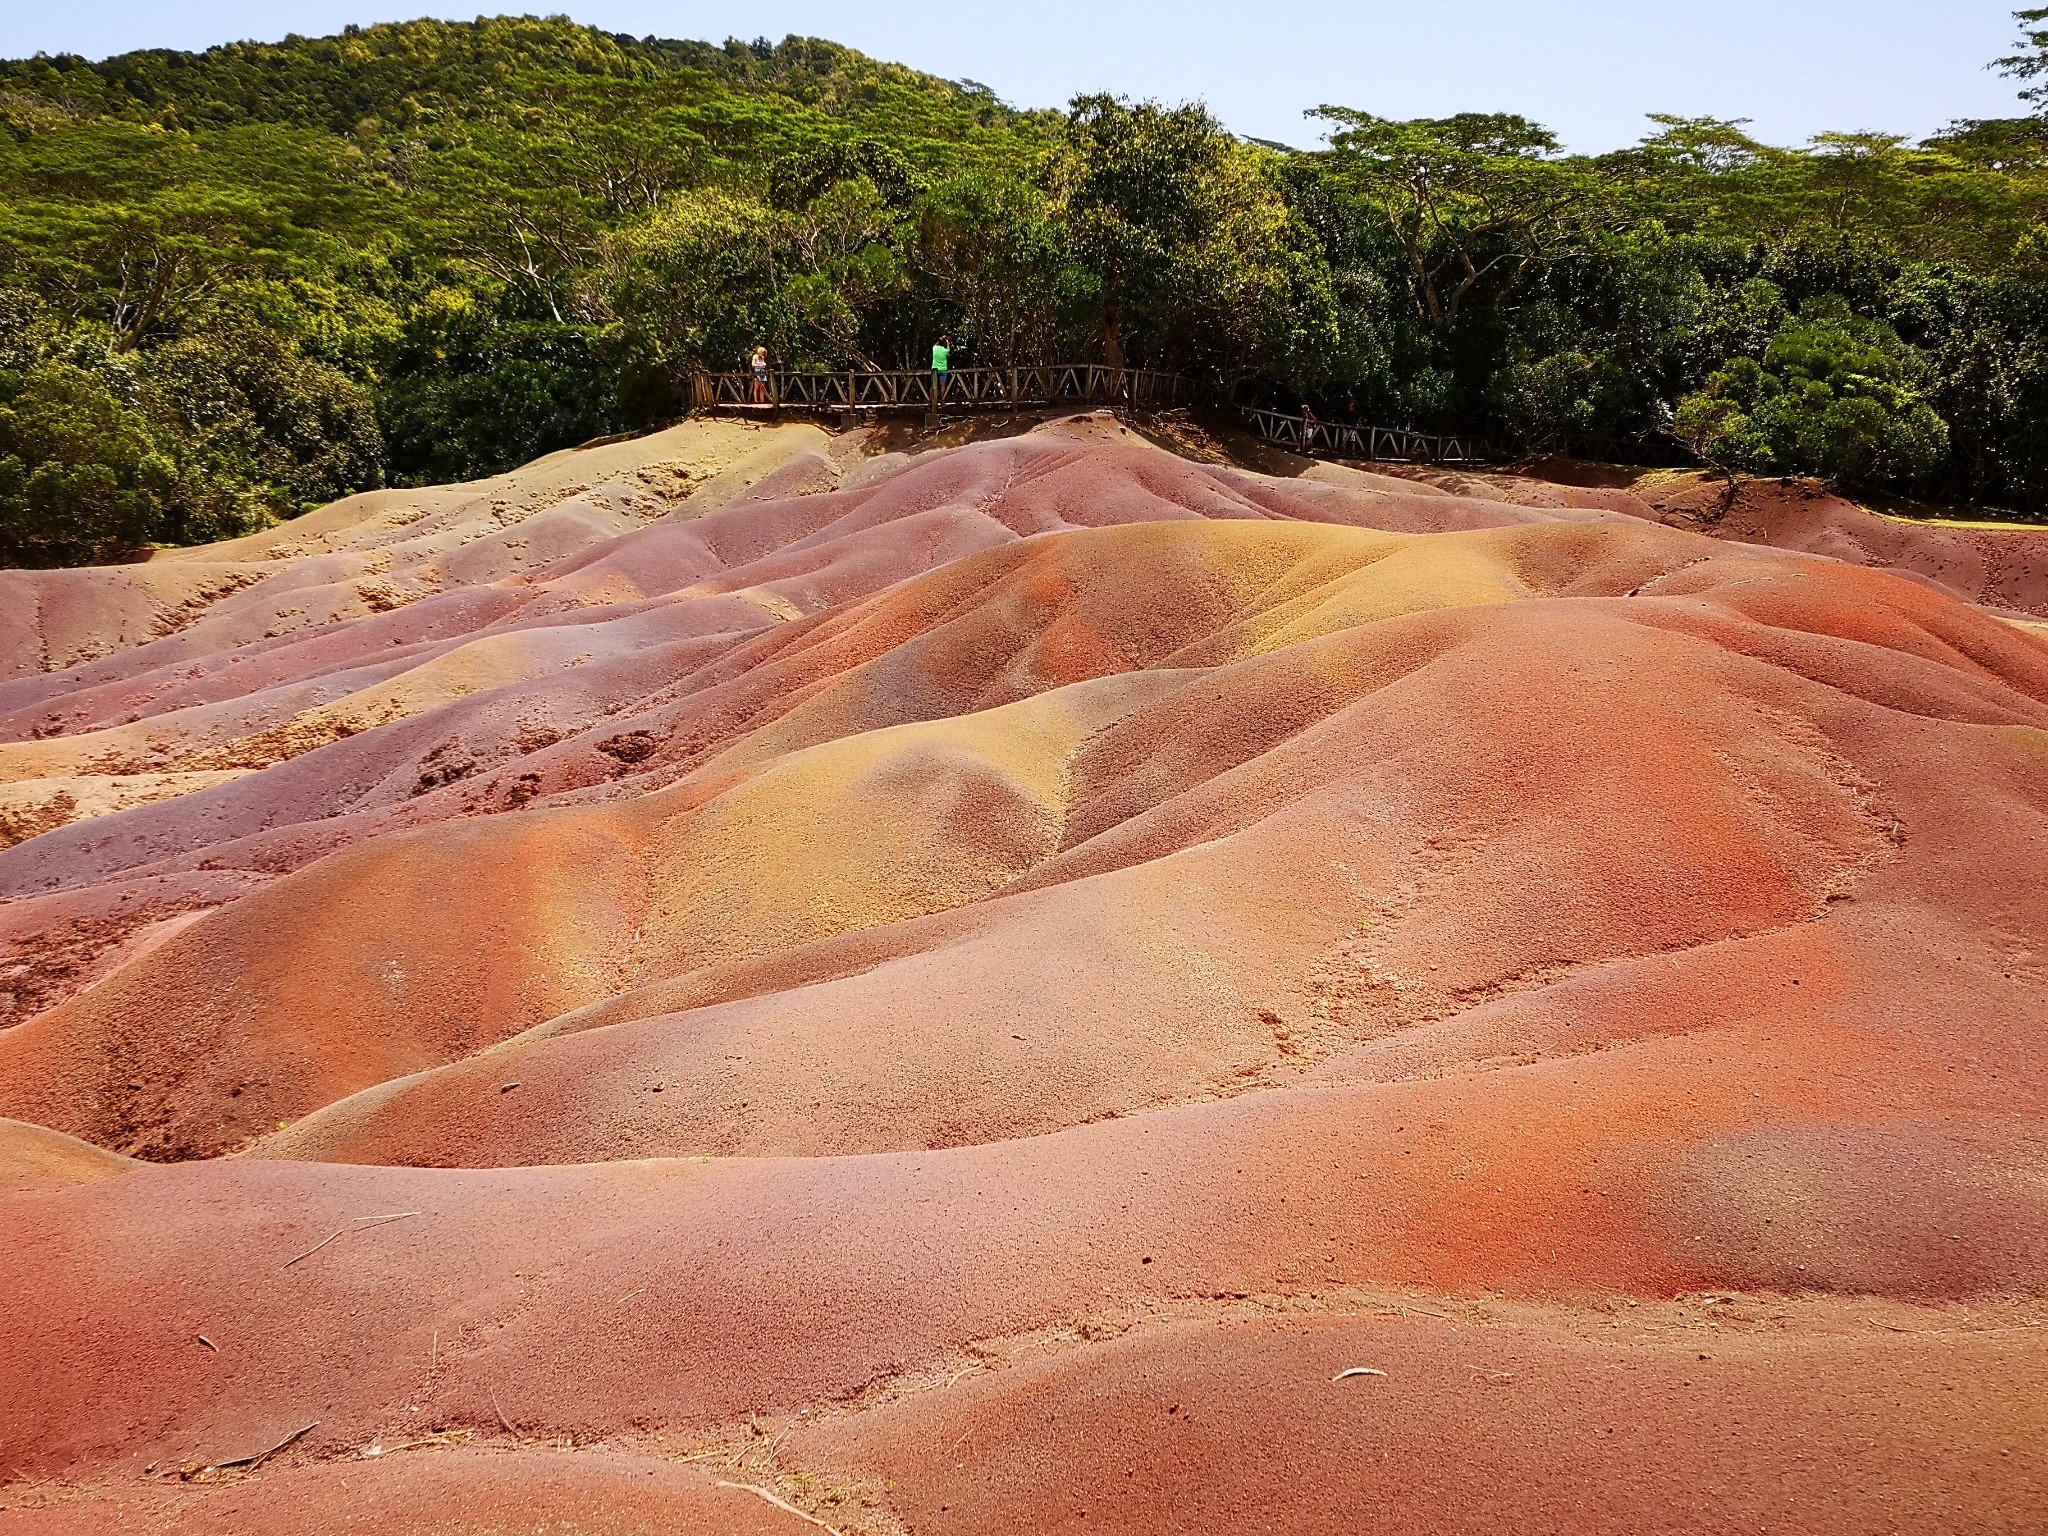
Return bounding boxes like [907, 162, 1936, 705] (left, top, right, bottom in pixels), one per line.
[696, 364, 1507, 465]
[695, 364, 1196, 415]
[1240, 406, 1507, 466]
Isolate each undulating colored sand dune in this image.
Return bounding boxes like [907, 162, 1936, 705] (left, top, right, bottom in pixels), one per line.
[3, 413, 2047, 1534]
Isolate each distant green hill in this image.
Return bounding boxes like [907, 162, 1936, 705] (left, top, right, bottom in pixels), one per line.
[1, 17, 1034, 134]
[3, 14, 2047, 564]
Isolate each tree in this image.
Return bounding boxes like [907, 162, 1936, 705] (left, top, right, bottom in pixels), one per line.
[782, 175, 911, 368]
[376, 285, 617, 485]
[1670, 377, 1775, 509]
[138, 304, 382, 508]
[1674, 302, 1950, 489]
[1051, 96, 1336, 383]
[1997, 7, 2048, 113]
[1311, 109, 1592, 331]
[0, 360, 260, 564]
[601, 186, 796, 403]
[1052, 96, 1230, 369]
[913, 170, 1076, 366]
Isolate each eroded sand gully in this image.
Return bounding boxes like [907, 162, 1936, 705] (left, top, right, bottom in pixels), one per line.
[2, 414, 2047, 1534]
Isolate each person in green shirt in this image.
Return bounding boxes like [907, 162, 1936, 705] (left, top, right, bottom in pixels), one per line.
[931, 336, 950, 404]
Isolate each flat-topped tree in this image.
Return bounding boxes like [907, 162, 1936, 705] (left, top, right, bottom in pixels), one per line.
[1997, 7, 2048, 114]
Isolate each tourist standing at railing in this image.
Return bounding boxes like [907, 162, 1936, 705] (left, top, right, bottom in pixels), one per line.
[1300, 402, 1320, 452]
[931, 335, 951, 403]
[1339, 396, 1362, 454]
[750, 345, 771, 405]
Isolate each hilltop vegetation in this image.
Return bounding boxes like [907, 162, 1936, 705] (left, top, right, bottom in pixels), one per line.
[3, 13, 2048, 563]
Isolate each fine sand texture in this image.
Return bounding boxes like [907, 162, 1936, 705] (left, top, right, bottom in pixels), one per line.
[2, 414, 2045, 1534]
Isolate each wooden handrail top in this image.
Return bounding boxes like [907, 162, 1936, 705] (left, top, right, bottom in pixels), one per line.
[696, 363, 1198, 414]
[694, 365, 1504, 465]
[1242, 406, 1506, 466]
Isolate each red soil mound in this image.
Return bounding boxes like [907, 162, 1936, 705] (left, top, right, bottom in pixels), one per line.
[1642, 472, 2048, 617]
[2, 416, 2045, 1532]
[1403, 458, 2048, 617]
[794, 1303, 2048, 1536]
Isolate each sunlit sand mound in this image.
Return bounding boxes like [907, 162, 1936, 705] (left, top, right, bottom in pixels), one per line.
[0, 416, 831, 684]
[2, 416, 2046, 1534]
[0, 1116, 137, 1192]
[1403, 457, 2048, 618]
[1634, 469, 2048, 617]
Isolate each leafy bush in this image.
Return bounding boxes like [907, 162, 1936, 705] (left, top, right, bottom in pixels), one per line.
[377, 288, 615, 486]
[1675, 304, 1950, 485]
[0, 299, 382, 563]
[0, 361, 244, 563]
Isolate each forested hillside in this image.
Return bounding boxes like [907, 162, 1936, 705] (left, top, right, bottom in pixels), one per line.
[4, 13, 2048, 564]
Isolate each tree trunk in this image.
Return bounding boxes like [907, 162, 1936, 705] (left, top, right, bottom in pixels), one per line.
[1100, 307, 1125, 372]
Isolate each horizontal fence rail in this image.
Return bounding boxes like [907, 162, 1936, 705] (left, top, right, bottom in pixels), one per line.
[1241, 407, 1508, 466]
[697, 365, 1195, 413]
[697, 366, 1509, 466]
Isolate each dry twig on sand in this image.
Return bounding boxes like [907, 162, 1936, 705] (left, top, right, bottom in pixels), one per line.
[716, 1481, 847, 1535]
[676, 1444, 737, 1464]
[204, 1421, 318, 1474]
[1396, 1303, 1451, 1321]
[281, 1211, 421, 1270]
[489, 1384, 522, 1440]
[1331, 1366, 1388, 1381]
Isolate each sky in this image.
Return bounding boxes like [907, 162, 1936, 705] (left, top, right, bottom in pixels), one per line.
[0, 2, 2035, 154]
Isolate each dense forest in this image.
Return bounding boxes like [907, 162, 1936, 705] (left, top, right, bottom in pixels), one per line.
[4, 12, 2048, 564]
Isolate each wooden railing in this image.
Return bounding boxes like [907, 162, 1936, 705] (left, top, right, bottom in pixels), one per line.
[696, 365, 1508, 466]
[696, 364, 1196, 413]
[1241, 407, 1507, 466]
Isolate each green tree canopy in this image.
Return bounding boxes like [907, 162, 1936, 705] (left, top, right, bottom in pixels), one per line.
[1998, 7, 2048, 114]
[1675, 301, 1950, 487]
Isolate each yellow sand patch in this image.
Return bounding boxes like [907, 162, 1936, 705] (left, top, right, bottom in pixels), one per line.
[168, 631, 573, 774]
[153, 419, 831, 570]
[1865, 507, 2048, 533]
[0, 1118, 140, 1190]
[1300, 461, 1454, 498]
[1214, 534, 1530, 657]
[0, 627, 573, 782]
[630, 674, 1181, 978]
[0, 769, 252, 847]
[721, 587, 808, 622]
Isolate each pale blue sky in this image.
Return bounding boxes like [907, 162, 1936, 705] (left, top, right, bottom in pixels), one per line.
[0, 3, 2033, 153]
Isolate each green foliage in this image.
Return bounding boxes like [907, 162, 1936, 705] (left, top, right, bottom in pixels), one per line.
[1998, 7, 2048, 114]
[375, 287, 619, 485]
[0, 358, 263, 564]
[913, 170, 1080, 366]
[0, 360, 174, 563]
[607, 187, 793, 376]
[1052, 97, 1337, 377]
[1676, 303, 1950, 485]
[1312, 108, 1592, 331]
[0, 292, 380, 561]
